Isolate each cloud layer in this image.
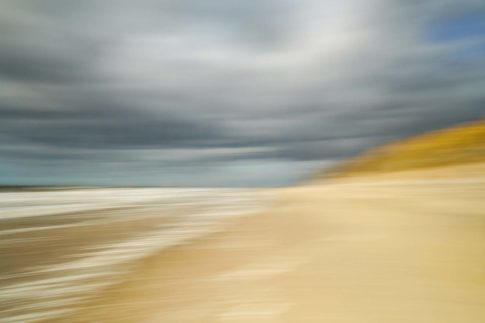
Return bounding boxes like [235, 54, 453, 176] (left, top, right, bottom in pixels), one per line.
[1, 0, 484, 186]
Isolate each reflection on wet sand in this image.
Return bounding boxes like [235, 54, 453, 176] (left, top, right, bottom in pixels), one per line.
[0, 189, 267, 322]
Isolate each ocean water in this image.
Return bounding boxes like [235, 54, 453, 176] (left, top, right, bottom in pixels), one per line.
[0, 188, 269, 323]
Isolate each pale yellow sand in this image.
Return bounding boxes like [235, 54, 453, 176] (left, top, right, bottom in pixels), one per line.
[50, 163, 485, 322]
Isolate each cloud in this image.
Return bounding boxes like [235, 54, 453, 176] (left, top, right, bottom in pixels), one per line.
[0, 0, 484, 186]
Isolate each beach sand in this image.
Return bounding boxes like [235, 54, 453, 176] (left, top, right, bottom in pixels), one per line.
[49, 163, 485, 322]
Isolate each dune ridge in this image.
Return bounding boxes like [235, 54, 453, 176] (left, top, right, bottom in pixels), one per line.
[317, 119, 485, 179]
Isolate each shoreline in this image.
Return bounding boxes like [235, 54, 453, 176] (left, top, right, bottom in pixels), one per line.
[48, 163, 485, 322]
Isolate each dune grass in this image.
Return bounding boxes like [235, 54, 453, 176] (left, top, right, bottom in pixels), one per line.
[319, 119, 485, 178]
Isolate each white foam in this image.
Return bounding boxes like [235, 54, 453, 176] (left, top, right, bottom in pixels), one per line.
[0, 188, 271, 323]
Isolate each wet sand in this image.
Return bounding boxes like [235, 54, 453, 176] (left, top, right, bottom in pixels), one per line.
[50, 163, 485, 322]
[0, 189, 267, 322]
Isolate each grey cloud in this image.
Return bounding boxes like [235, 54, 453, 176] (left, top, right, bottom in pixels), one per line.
[0, 104, 226, 149]
[0, 0, 484, 186]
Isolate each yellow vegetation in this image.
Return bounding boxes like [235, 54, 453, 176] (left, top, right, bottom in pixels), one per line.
[321, 119, 485, 178]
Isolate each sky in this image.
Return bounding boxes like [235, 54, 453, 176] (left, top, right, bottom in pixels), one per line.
[0, 0, 484, 186]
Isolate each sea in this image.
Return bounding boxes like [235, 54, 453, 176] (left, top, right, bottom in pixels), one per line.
[0, 188, 269, 322]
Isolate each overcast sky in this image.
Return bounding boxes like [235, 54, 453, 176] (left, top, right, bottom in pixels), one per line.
[1, 0, 484, 186]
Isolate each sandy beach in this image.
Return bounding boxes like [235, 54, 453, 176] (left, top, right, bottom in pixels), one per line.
[19, 162, 483, 322]
[0, 189, 268, 322]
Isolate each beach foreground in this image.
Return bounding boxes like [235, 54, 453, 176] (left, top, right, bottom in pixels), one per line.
[55, 163, 485, 322]
[2, 163, 485, 322]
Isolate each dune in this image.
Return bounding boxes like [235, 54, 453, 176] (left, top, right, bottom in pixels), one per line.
[316, 119, 485, 179]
